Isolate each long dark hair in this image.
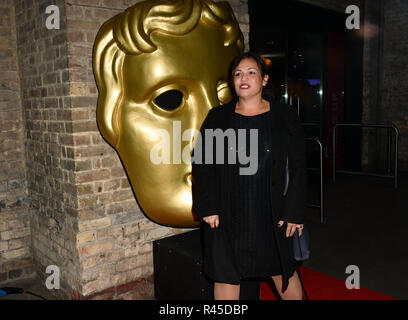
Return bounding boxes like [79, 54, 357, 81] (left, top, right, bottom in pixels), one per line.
[229, 52, 271, 98]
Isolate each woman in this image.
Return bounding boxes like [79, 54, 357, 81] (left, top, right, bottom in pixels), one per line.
[192, 52, 307, 300]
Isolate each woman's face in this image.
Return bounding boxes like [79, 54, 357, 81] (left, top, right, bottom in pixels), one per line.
[233, 58, 269, 99]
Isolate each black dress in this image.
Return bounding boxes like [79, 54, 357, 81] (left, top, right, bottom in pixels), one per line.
[193, 100, 306, 289]
[226, 110, 285, 279]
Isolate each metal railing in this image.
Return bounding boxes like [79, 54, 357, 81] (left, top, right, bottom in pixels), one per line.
[332, 123, 399, 189]
[305, 137, 324, 224]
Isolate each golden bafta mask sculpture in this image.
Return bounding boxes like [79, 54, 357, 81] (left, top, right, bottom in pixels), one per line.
[93, 0, 244, 227]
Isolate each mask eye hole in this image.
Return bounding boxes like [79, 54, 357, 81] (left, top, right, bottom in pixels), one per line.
[154, 89, 184, 111]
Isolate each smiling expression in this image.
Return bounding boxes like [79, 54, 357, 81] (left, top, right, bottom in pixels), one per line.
[233, 58, 269, 99]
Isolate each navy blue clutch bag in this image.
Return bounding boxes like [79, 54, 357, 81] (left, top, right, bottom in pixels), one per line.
[293, 226, 310, 261]
[284, 156, 310, 261]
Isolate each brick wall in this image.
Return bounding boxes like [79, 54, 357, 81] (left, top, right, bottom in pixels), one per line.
[12, 0, 78, 298]
[380, 0, 408, 171]
[0, 0, 33, 284]
[64, 0, 138, 298]
[361, 0, 382, 171]
[229, 0, 250, 49]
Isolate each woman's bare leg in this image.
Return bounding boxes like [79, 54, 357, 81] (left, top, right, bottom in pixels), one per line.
[214, 282, 240, 300]
[271, 271, 303, 300]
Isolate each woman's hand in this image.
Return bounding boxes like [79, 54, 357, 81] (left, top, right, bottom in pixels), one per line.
[277, 220, 303, 237]
[203, 215, 219, 229]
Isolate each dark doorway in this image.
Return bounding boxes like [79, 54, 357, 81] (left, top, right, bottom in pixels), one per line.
[249, 0, 364, 175]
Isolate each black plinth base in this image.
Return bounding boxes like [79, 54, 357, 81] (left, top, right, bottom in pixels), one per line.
[153, 229, 260, 300]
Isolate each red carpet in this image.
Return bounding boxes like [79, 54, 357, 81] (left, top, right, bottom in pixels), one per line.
[260, 266, 397, 300]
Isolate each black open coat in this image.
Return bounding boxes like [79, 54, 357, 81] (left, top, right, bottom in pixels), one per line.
[192, 99, 307, 291]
